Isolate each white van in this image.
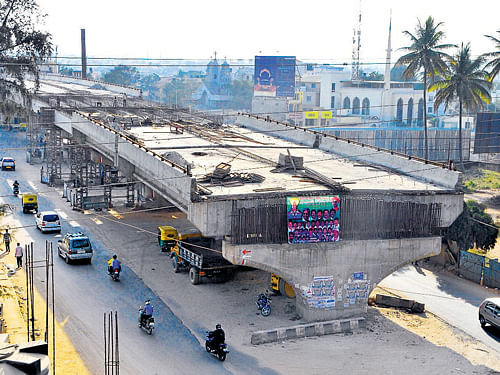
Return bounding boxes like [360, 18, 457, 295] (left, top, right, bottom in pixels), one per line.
[35, 211, 62, 233]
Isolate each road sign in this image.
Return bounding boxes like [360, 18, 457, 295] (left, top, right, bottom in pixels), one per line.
[241, 249, 252, 256]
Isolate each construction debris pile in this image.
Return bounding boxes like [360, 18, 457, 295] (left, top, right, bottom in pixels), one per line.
[197, 162, 265, 187]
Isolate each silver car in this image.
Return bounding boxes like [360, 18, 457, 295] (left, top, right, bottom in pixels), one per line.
[479, 297, 500, 329]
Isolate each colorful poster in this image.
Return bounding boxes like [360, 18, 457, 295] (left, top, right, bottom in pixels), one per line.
[254, 56, 296, 97]
[287, 195, 340, 244]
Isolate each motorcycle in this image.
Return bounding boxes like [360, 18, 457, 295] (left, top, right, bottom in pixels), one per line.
[256, 291, 272, 316]
[138, 308, 155, 335]
[13, 185, 19, 196]
[205, 332, 229, 361]
[108, 267, 120, 282]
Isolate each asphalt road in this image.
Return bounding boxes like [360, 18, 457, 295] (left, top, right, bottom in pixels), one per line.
[380, 264, 500, 353]
[0, 132, 233, 374]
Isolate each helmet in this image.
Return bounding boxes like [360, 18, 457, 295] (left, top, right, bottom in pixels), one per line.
[215, 324, 221, 329]
[145, 300, 150, 305]
[113, 254, 117, 259]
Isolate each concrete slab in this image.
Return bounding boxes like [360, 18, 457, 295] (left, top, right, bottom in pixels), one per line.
[250, 317, 365, 344]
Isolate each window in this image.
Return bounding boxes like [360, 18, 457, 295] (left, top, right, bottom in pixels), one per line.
[417, 99, 424, 126]
[306, 96, 311, 102]
[43, 214, 59, 222]
[71, 239, 90, 248]
[407, 98, 414, 125]
[362, 98, 370, 116]
[343, 97, 351, 109]
[331, 83, 336, 92]
[428, 107, 433, 114]
[311, 83, 316, 89]
[305, 118, 315, 126]
[330, 96, 335, 109]
[352, 97, 360, 115]
[396, 98, 403, 123]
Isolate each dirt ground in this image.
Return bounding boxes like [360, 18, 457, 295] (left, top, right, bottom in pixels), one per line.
[371, 286, 500, 373]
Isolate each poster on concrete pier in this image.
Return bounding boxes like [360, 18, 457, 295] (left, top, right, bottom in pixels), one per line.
[287, 195, 340, 244]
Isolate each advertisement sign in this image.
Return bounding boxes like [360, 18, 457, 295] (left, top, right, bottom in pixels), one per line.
[287, 196, 340, 244]
[304, 111, 319, 119]
[321, 111, 333, 119]
[474, 112, 500, 154]
[254, 56, 296, 98]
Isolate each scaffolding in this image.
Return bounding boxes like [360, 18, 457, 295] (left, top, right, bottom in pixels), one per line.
[45, 126, 63, 185]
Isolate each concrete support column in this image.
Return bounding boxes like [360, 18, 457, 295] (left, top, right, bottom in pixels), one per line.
[223, 236, 441, 322]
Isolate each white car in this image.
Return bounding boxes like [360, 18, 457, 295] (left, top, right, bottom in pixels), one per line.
[35, 211, 62, 233]
[1, 157, 15, 170]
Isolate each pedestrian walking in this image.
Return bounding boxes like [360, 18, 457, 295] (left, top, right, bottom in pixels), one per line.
[15, 243, 23, 269]
[3, 229, 11, 253]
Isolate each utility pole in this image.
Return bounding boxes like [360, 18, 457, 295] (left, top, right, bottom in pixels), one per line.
[81, 29, 87, 79]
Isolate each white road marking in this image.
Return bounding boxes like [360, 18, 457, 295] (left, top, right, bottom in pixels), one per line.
[69, 221, 80, 227]
[28, 180, 38, 191]
[54, 209, 68, 219]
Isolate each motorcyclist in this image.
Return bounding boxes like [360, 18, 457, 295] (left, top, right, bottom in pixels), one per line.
[108, 254, 121, 275]
[139, 299, 153, 326]
[13, 180, 19, 192]
[208, 323, 225, 350]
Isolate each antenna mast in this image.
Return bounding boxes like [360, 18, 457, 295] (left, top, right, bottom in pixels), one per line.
[351, 0, 362, 81]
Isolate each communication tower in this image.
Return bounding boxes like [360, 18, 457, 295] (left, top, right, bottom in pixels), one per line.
[351, 1, 362, 82]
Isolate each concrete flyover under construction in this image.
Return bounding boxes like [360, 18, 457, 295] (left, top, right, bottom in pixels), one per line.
[26, 75, 463, 322]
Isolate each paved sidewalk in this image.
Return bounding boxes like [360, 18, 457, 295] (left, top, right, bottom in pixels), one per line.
[0, 214, 91, 374]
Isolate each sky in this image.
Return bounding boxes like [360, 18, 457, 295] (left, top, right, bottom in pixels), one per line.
[37, 0, 500, 68]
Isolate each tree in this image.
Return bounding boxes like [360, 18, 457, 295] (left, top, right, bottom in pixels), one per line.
[102, 65, 140, 86]
[163, 78, 201, 107]
[139, 73, 161, 101]
[429, 43, 491, 170]
[58, 66, 74, 76]
[443, 200, 498, 253]
[229, 79, 253, 109]
[366, 71, 384, 81]
[483, 30, 500, 80]
[0, 0, 52, 102]
[395, 16, 455, 160]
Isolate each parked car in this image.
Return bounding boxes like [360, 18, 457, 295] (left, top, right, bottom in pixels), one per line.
[35, 211, 61, 233]
[1, 157, 15, 170]
[57, 232, 93, 264]
[479, 297, 500, 329]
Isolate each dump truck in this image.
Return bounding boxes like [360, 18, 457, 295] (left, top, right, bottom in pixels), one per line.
[158, 226, 235, 285]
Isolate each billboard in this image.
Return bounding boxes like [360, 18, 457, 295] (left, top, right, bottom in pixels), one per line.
[474, 112, 500, 154]
[287, 196, 340, 244]
[254, 56, 296, 97]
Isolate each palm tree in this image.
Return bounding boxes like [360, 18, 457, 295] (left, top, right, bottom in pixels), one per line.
[429, 43, 492, 171]
[484, 30, 500, 79]
[395, 16, 455, 160]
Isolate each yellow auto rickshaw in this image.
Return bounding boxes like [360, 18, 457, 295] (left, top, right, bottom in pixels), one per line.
[22, 194, 38, 214]
[158, 226, 178, 252]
